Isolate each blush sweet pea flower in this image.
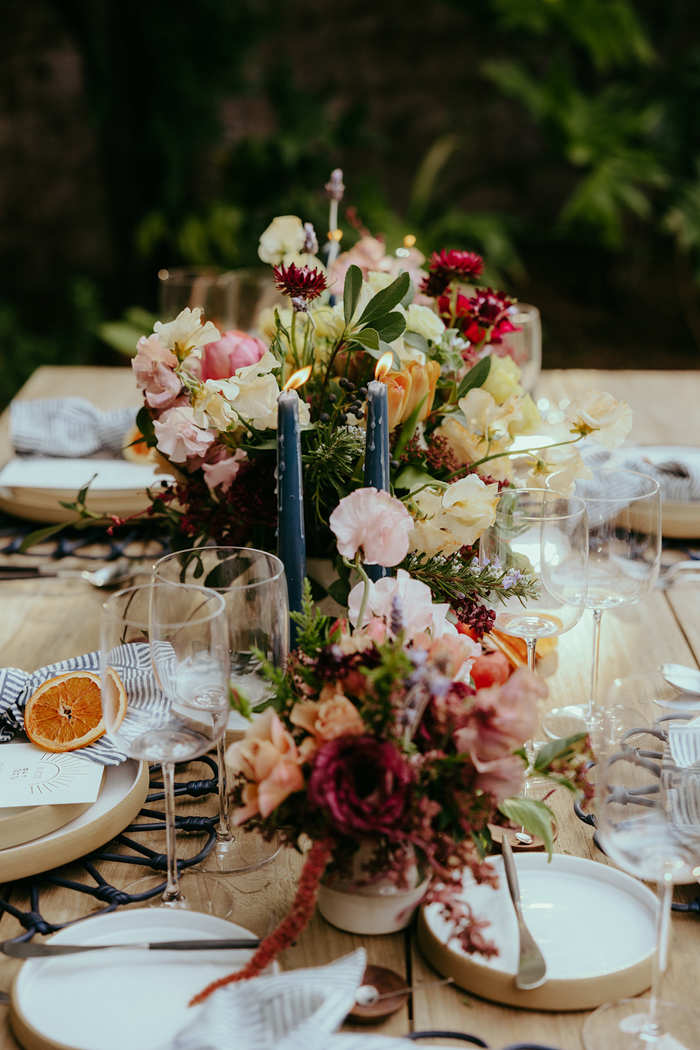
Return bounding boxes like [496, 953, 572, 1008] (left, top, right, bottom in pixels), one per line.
[565, 389, 633, 450]
[348, 568, 454, 640]
[132, 334, 181, 409]
[153, 405, 216, 463]
[202, 449, 247, 493]
[199, 330, 267, 381]
[329, 488, 414, 566]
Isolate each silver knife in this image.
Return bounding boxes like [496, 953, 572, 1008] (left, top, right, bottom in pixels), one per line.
[0, 938, 260, 958]
[501, 837, 547, 991]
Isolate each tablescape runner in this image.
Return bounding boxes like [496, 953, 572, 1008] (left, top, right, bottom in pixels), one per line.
[0, 644, 168, 764]
[168, 949, 418, 1050]
[11, 397, 136, 457]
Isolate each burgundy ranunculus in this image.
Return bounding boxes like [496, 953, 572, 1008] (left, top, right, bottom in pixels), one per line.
[308, 736, 414, 837]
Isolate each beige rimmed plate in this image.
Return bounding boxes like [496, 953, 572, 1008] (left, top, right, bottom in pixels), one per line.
[418, 852, 657, 1012]
[0, 761, 148, 882]
[9, 910, 266, 1050]
[0, 799, 96, 853]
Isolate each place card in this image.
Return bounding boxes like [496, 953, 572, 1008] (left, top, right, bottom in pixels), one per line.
[0, 743, 104, 807]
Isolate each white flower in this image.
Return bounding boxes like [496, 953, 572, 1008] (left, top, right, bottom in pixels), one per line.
[347, 568, 453, 639]
[154, 308, 221, 362]
[410, 475, 500, 554]
[191, 381, 238, 430]
[526, 445, 593, 495]
[405, 303, 445, 344]
[312, 303, 346, 340]
[509, 392, 541, 436]
[281, 251, 327, 276]
[564, 390, 633, 450]
[211, 351, 309, 431]
[258, 215, 306, 265]
[366, 270, 395, 295]
[458, 387, 523, 441]
[481, 355, 522, 405]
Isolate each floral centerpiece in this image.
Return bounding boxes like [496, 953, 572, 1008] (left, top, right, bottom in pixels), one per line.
[190, 526, 593, 1003]
[126, 211, 631, 633]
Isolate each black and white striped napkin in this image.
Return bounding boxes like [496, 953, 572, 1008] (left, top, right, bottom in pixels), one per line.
[169, 949, 416, 1050]
[11, 398, 137, 457]
[0, 644, 166, 765]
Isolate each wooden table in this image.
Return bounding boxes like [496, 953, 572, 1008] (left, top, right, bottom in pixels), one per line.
[1, 366, 700, 1050]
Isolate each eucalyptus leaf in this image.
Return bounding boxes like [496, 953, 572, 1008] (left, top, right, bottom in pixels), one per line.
[534, 732, 589, 773]
[343, 264, 363, 326]
[456, 356, 492, 400]
[358, 272, 411, 325]
[404, 330, 429, 354]
[498, 797, 555, 857]
[372, 311, 406, 342]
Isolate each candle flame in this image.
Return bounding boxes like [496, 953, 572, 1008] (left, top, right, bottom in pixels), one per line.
[375, 352, 393, 382]
[283, 366, 312, 392]
[403, 234, 416, 248]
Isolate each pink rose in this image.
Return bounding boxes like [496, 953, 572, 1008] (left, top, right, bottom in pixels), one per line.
[199, 329, 267, 381]
[132, 334, 181, 409]
[226, 709, 304, 824]
[452, 669, 546, 801]
[202, 449, 247, 493]
[329, 488, 413, 566]
[152, 405, 216, 463]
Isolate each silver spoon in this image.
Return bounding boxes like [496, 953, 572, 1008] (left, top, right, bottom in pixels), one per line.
[355, 977, 454, 1006]
[502, 836, 547, 990]
[659, 663, 700, 696]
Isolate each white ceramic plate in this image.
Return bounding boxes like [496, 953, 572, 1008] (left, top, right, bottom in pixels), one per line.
[10, 910, 262, 1050]
[418, 853, 657, 1011]
[0, 761, 149, 882]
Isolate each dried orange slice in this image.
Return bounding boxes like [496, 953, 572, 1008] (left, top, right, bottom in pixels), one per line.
[24, 669, 127, 752]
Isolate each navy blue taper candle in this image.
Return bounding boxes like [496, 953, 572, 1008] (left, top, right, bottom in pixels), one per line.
[364, 355, 392, 582]
[277, 377, 308, 645]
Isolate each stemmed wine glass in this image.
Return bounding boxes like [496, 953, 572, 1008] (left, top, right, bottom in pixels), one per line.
[479, 489, 588, 797]
[153, 547, 289, 873]
[543, 468, 661, 740]
[100, 583, 233, 912]
[583, 685, 700, 1048]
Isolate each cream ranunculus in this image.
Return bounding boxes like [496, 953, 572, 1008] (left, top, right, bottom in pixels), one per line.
[154, 308, 221, 363]
[405, 303, 446, 344]
[258, 215, 306, 265]
[481, 355, 522, 405]
[458, 387, 523, 441]
[564, 390, 633, 451]
[508, 393, 542, 436]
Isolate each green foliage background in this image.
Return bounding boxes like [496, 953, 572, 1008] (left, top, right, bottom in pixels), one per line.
[2, 0, 700, 408]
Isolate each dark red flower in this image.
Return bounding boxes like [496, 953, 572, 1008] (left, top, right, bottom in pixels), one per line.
[421, 250, 485, 298]
[437, 288, 517, 345]
[308, 736, 413, 838]
[273, 262, 329, 306]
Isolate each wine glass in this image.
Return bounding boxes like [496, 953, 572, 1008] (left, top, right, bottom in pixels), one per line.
[153, 547, 288, 873]
[100, 583, 233, 912]
[543, 468, 661, 740]
[479, 488, 588, 809]
[583, 685, 700, 1048]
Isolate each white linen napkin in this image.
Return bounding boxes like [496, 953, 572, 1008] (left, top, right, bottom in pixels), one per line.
[604, 446, 700, 502]
[0, 644, 166, 765]
[167, 949, 415, 1050]
[11, 398, 137, 457]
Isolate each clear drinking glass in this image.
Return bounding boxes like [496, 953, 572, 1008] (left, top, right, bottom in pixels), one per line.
[583, 686, 700, 1048]
[153, 547, 289, 873]
[500, 303, 541, 392]
[100, 583, 232, 912]
[158, 266, 284, 334]
[544, 469, 662, 740]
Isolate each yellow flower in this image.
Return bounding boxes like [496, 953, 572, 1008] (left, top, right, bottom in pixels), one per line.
[481, 355, 522, 404]
[509, 393, 542, 436]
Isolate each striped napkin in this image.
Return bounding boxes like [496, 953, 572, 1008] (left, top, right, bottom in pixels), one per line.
[11, 398, 136, 457]
[0, 644, 166, 765]
[169, 949, 415, 1050]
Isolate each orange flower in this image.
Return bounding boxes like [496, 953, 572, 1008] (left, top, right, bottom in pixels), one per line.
[384, 370, 412, 430]
[382, 360, 440, 430]
[290, 694, 365, 742]
[226, 708, 304, 823]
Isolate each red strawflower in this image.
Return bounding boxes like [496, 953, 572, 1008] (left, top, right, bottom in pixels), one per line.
[273, 262, 329, 307]
[421, 249, 485, 298]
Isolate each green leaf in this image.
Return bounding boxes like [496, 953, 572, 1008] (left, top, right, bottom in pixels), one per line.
[372, 311, 406, 342]
[358, 272, 411, 325]
[76, 475, 98, 507]
[394, 463, 435, 492]
[19, 522, 72, 552]
[498, 797, 555, 857]
[456, 356, 492, 400]
[400, 277, 416, 310]
[350, 328, 380, 352]
[343, 264, 363, 326]
[136, 406, 157, 448]
[534, 732, 589, 773]
[392, 395, 428, 459]
[405, 330, 429, 354]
